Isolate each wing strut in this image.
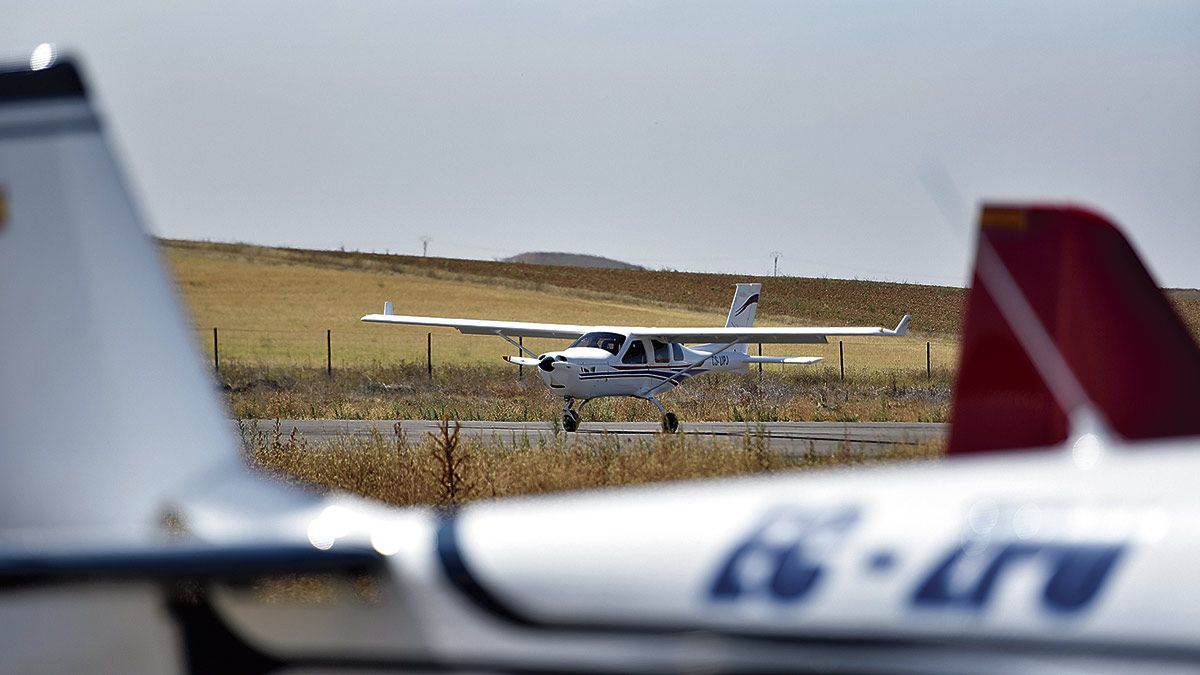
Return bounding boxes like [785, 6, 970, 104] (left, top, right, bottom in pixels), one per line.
[640, 342, 740, 398]
[497, 333, 539, 358]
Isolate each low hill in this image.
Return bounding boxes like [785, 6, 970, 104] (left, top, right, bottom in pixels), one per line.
[502, 251, 642, 270]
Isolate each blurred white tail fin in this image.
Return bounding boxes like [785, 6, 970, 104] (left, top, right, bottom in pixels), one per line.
[0, 54, 239, 534]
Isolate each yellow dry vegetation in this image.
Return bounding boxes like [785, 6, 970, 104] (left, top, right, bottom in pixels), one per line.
[167, 245, 953, 373]
[246, 419, 944, 507]
[171, 249, 709, 365]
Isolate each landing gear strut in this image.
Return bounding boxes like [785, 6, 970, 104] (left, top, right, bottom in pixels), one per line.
[648, 397, 679, 433]
[562, 397, 581, 432]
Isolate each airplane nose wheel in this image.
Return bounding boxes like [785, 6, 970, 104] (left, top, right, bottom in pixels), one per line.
[561, 397, 581, 432]
[563, 409, 580, 432]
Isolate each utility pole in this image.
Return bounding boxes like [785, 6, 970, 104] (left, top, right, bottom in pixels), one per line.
[420, 235, 431, 257]
[770, 251, 782, 277]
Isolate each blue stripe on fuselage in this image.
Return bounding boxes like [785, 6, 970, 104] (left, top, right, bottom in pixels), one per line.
[577, 369, 707, 381]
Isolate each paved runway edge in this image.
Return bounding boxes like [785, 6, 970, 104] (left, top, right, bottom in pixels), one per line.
[239, 419, 946, 456]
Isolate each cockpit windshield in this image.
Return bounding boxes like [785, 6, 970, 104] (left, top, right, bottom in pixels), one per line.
[570, 331, 626, 355]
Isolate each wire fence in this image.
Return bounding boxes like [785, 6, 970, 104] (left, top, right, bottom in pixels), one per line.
[197, 327, 958, 381]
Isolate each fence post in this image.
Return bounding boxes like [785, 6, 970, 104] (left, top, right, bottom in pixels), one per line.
[757, 343, 762, 377]
[213, 327, 219, 373]
[839, 340, 844, 381]
[926, 341, 931, 380]
[519, 336, 524, 379]
[327, 329, 332, 377]
[427, 332, 432, 380]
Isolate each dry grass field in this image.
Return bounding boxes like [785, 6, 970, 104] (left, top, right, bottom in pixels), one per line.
[164, 239, 1200, 345]
[164, 239, 960, 371]
[170, 246, 743, 366]
[163, 239, 1198, 424]
[245, 418, 944, 507]
[164, 239, 964, 329]
[165, 239, 957, 422]
[223, 363, 951, 423]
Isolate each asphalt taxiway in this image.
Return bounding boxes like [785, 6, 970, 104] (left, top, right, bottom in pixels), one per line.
[243, 419, 945, 455]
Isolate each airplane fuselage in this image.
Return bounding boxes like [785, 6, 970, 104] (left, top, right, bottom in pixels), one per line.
[535, 332, 744, 401]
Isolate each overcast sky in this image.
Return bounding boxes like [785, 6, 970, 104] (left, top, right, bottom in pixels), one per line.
[7, 1, 1200, 286]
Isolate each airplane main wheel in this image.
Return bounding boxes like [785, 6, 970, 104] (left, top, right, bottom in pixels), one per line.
[563, 410, 580, 432]
[661, 412, 679, 433]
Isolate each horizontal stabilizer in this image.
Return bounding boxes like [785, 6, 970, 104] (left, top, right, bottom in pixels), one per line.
[0, 542, 383, 589]
[744, 356, 822, 365]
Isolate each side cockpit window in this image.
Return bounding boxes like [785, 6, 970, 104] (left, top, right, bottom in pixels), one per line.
[672, 343, 684, 362]
[570, 332, 626, 355]
[622, 339, 647, 364]
[599, 335, 625, 354]
[652, 339, 671, 364]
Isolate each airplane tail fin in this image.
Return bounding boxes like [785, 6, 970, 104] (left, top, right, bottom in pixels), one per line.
[726, 283, 761, 328]
[947, 204, 1200, 455]
[723, 283, 761, 355]
[0, 52, 241, 532]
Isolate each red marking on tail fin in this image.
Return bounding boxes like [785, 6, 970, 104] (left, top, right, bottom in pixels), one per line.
[947, 204, 1200, 455]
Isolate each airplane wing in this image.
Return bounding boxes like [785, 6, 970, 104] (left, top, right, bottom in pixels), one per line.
[361, 312, 591, 339]
[629, 314, 911, 344]
[362, 308, 911, 344]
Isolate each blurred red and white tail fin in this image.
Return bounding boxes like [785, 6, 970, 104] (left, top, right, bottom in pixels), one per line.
[947, 204, 1200, 455]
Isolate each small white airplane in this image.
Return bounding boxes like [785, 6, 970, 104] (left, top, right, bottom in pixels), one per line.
[361, 287, 911, 431]
[7, 49, 1200, 673]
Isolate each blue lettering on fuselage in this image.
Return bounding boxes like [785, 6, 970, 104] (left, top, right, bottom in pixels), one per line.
[710, 506, 859, 603]
[710, 504, 1129, 617]
[912, 541, 1125, 613]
